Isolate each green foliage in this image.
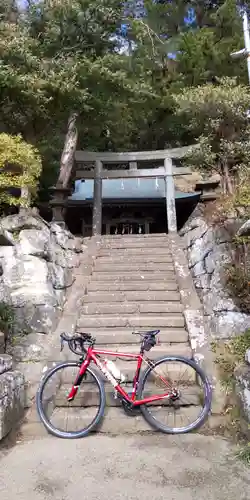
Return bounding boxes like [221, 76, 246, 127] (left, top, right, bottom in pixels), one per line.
[214, 330, 250, 390]
[173, 78, 250, 193]
[237, 442, 250, 465]
[0, 133, 42, 206]
[0, 0, 250, 198]
[0, 302, 15, 336]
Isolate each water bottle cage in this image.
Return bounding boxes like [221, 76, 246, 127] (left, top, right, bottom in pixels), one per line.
[142, 336, 156, 352]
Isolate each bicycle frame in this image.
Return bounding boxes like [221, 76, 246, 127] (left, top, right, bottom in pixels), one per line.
[66, 346, 172, 406]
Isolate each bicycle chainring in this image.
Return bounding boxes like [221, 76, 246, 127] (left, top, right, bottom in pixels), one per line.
[121, 393, 141, 417]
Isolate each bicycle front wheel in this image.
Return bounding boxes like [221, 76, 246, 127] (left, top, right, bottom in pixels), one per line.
[138, 356, 212, 434]
[36, 361, 106, 439]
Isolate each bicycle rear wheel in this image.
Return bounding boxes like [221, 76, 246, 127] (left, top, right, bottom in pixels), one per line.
[36, 361, 106, 439]
[138, 356, 212, 434]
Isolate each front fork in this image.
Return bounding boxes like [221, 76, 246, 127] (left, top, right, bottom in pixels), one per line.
[66, 356, 90, 401]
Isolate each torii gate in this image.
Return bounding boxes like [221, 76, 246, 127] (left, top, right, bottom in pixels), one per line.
[73, 146, 193, 235]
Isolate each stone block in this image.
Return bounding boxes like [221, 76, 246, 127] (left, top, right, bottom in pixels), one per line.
[16, 229, 50, 258]
[48, 263, 74, 290]
[0, 370, 25, 440]
[0, 354, 13, 374]
[245, 349, 250, 365]
[8, 332, 52, 362]
[210, 312, 250, 340]
[13, 303, 60, 334]
[234, 364, 250, 423]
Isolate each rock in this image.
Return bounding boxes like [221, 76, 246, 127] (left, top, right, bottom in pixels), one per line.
[0, 246, 15, 261]
[2, 255, 50, 290]
[48, 263, 74, 290]
[182, 213, 249, 341]
[8, 333, 52, 362]
[245, 349, 250, 365]
[192, 260, 206, 277]
[193, 274, 211, 290]
[189, 231, 214, 268]
[0, 230, 15, 246]
[234, 364, 250, 423]
[185, 222, 208, 249]
[47, 242, 80, 268]
[205, 253, 215, 274]
[13, 303, 61, 335]
[0, 354, 12, 374]
[0, 279, 10, 302]
[180, 216, 208, 236]
[0, 370, 25, 439]
[237, 219, 250, 237]
[50, 222, 74, 240]
[0, 213, 48, 233]
[210, 312, 250, 339]
[67, 237, 83, 253]
[203, 291, 236, 315]
[16, 229, 50, 258]
[10, 283, 57, 307]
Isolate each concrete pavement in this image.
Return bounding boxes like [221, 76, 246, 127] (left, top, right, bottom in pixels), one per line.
[0, 433, 249, 500]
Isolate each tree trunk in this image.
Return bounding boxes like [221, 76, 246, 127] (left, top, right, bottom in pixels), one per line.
[222, 161, 233, 195]
[56, 112, 78, 189]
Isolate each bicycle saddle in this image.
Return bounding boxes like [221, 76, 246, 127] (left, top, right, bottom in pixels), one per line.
[132, 330, 160, 337]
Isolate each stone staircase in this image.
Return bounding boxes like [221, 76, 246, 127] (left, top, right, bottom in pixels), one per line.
[76, 234, 190, 357]
[49, 234, 198, 433]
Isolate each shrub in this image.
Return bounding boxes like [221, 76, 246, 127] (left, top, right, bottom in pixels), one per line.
[0, 133, 42, 207]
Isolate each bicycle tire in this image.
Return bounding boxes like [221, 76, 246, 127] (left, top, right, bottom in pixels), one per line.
[36, 361, 106, 439]
[138, 355, 212, 434]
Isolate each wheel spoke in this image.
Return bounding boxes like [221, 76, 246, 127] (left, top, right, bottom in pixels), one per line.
[139, 356, 211, 434]
[36, 362, 105, 439]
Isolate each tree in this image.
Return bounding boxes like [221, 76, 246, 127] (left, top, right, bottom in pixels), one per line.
[0, 133, 42, 207]
[177, 1, 246, 86]
[173, 78, 250, 194]
[0, 0, 154, 197]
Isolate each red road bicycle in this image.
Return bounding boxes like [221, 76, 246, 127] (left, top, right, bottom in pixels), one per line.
[36, 330, 212, 439]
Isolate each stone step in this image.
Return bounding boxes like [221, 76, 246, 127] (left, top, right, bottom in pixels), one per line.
[77, 314, 185, 329]
[102, 233, 167, 241]
[101, 240, 169, 249]
[21, 409, 224, 438]
[82, 301, 183, 316]
[55, 383, 200, 408]
[75, 328, 188, 344]
[90, 272, 176, 282]
[94, 262, 174, 272]
[96, 255, 173, 264]
[84, 291, 181, 303]
[87, 281, 179, 292]
[48, 405, 202, 434]
[98, 248, 172, 257]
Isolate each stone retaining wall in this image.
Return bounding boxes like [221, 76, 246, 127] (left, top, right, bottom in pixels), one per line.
[0, 212, 90, 440]
[180, 207, 250, 340]
[0, 354, 24, 440]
